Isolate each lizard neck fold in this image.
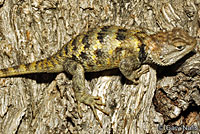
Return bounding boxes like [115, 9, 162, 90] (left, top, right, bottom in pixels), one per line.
[138, 44, 147, 63]
[134, 32, 150, 64]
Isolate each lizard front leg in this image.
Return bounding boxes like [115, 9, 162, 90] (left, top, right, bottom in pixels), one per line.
[63, 59, 109, 127]
[119, 56, 149, 83]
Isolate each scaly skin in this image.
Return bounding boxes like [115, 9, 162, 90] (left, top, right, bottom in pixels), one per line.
[0, 26, 196, 127]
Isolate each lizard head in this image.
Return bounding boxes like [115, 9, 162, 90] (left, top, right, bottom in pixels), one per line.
[145, 28, 196, 66]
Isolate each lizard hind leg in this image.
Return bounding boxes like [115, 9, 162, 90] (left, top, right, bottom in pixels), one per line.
[63, 59, 109, 127]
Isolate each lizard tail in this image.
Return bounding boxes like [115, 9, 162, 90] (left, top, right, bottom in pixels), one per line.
[0, 56, 64, 78]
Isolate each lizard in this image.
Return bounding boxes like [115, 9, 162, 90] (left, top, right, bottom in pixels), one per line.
[0, 26, 196, 127]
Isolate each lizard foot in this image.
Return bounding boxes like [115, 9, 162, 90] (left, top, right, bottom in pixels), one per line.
[129, 65, 149, 84]
[75, 91, 109, 127]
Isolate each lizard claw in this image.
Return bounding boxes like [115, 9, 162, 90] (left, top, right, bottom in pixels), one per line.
[129, 65, 149, 84]
[75, 92, 109, 127]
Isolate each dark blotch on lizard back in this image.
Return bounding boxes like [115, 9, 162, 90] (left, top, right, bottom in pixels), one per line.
[115, 47, 123, 54]
[118, 28, 127, 32]
[59, 51, 63, 57]
[96, 60, 104, 65]
[82, 34, 90, 49]
[116, 28, 127, 41]
[97, 26, 111, 43]
[80, 52, 88, 59]
[95, 49, 103, 57]
[1, 68, 8, 73]
[87, 64, 95, 69]
[47, 57, 56, 67]
[97, 32, 105, 43]
[72, 36, 78, 51]
[64, 45, 68, 55]
[35, 60, 43, 70]
[101, 26, 110, 32]
[135, 31, 146, 41]
[13, 66, 18, 70]
[72, 55, 78, 61]
[139, 44, 147, 63]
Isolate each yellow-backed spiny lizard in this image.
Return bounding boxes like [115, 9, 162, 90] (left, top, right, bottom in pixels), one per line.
[0, 26, 196, 127]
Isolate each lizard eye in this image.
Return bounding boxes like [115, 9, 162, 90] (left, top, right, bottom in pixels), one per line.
[176, 45, 185, 51]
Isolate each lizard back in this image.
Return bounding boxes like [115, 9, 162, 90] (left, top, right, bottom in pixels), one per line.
[0, 26, 196, 77]
[0, 26, 145, 77]
[57, 26, 146, 72]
